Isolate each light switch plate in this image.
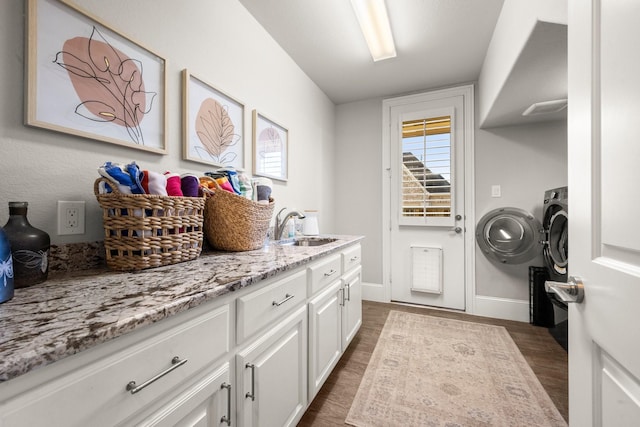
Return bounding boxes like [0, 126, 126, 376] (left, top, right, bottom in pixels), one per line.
[491, 185, 501, 198]
[57, 201, 85, 235]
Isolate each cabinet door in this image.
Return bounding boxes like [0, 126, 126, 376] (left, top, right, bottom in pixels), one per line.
[308, 280, 342, 399]
[342, 266, 362, 350]
[136, 362, 232, 427]
[237, 306, 307, 427]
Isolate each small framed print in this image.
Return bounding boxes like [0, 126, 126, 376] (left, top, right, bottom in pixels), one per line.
[182, 70, 244, 168]
[252, 110, 288, 181]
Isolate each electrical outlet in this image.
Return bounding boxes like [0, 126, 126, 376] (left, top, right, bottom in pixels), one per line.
[57, 201, 85, 235]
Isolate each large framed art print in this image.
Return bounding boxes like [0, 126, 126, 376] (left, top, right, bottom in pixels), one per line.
[25, 0, 167, 153]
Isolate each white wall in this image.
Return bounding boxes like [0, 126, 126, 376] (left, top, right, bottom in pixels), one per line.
[334, 98, 384, 285]
[334, 88, 568, 315]
[475, 119, 567, 301]
[0, 0, 336, 244]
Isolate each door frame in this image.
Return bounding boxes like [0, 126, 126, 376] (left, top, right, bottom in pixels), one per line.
[380, 84, 476, 313]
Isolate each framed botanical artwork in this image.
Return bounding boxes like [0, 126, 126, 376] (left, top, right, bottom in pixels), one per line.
[25, 0, 167, 154]
[252, 110, 288, 181]
[182, 70, 244, 168]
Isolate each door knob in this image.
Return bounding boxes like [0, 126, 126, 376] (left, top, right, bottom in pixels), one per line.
[545, 275, 584, 303]
[451, 226, 462, 234]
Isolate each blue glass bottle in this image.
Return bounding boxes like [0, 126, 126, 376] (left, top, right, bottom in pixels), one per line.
[0, 226, 15, 303]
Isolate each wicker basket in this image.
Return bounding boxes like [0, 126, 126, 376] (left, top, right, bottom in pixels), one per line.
[202, 178, 275, 251]
[94, 178, 205, 271]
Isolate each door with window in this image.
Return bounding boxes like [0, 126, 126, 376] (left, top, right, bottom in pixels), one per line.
[386, 87, 471, 310]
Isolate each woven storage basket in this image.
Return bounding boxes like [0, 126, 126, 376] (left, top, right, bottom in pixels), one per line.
[202, 178, 275, 251]
[94, 178, 205, 271]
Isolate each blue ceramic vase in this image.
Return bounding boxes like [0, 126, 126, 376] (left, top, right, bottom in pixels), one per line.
[0, 227, 14, 303]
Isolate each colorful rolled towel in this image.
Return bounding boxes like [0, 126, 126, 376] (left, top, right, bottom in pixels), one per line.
[180, 174, 200, 197]
[164, 172, 184, 196]
[141, 170, 168, 196]
[98, 161, 145, 194]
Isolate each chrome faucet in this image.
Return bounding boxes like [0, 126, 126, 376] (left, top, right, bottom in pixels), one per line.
[274, 208, 306, 240]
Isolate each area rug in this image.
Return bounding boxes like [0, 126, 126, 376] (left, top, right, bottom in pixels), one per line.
[346, 311, 567, 427]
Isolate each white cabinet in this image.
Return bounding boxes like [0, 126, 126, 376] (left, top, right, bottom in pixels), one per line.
[236, 305, 308, 427]
[1, 302, 231, 427]
[0, 241, 362, 427]
[308, 244, 362, 401]
[136, 362, 232, 427]
[341, 265, 362, 349]
[308, 280, 343, 398]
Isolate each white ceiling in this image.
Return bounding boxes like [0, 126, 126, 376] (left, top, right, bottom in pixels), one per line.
[238, 0, 506, 105]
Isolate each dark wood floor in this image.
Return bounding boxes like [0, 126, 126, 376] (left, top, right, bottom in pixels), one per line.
[298, 300, 568, 426]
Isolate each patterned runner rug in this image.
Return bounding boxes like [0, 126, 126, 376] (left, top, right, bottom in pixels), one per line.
[346, 311, 567, 426]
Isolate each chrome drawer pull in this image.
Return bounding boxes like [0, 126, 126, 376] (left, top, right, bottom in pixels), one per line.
[272, 293, 294, 306]
[126, 356, 187, 394]
[220, 382, 232, 426]
[324, 269, 337, 277]
[246, 363, 256, 401]
[350, 256, 359, 261]
[345, 281, 351, 301]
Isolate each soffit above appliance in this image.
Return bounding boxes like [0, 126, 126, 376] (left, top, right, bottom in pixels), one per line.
[480, 20, 568, 128]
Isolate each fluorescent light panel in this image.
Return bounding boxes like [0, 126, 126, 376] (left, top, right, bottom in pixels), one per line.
[350, 0, 396, 61]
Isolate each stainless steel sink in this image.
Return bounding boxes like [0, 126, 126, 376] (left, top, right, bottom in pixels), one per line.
[276, 237, 338, 247]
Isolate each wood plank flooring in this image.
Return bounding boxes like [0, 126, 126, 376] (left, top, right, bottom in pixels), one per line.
[298, 300, 568, 426]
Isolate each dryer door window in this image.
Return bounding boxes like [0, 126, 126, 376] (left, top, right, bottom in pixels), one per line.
[547, 210, 568, 272]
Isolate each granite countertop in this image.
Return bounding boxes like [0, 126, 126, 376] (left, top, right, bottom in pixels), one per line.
[0, 235, 363, 383]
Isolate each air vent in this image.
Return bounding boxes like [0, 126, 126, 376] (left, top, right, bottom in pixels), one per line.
[522, 99, 568, 116]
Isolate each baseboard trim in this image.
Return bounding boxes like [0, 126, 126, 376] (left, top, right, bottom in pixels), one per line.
[362, 281, 387, 302]
[473, 295, 530, 323]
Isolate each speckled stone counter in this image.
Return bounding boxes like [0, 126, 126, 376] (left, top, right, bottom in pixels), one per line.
[0, 235, 363, 383]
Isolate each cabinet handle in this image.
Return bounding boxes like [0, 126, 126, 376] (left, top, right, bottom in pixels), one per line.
[324, 269, 337, 277]
[220, 382, 232, 426]
[350, 256, 359, 262]
[345, 281, 351, 301]
[125, 356, 187, 394]
[246, 363, 256, 401]
[340, 287, 345, 306]
[272, 293, 294, 306]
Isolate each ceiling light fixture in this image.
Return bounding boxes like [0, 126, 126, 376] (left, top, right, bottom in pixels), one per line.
[350, 0, 396, 62]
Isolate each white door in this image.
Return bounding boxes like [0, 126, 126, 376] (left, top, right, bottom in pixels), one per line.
[386, 87, 472, 310]
[564, 0, 640, 425]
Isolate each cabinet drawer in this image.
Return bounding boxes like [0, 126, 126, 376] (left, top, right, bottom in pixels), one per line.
[237, 269, 307, 343]
[308, 253, 341, 296]
[342, 244, 361, 273]
[2, 303, 230, 427]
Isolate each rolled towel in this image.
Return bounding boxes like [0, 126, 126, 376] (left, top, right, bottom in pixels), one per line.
[98, 162, 135, 194]
[251, 177, 272, 202]
[125, 162, 145, 194]
[181, 174, 200, 197]
[164, 172, 183, 196]
[256, 185, 271, 204]
[142, 170, 168, 196]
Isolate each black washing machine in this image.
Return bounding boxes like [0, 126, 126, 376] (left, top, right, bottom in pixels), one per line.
[543, 186, 568, 309]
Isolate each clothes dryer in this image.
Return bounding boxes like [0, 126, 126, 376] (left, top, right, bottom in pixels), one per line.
[542, 187, 568, 282]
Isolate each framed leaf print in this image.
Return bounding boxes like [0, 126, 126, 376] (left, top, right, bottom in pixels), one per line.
[25, 0, 167, 153]
[253, 110, 288, 181]
[182, 70, 245, 169]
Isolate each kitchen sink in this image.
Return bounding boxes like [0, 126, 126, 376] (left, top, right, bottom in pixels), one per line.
[276, 237, 338, 247]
